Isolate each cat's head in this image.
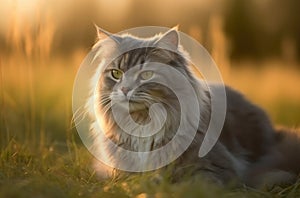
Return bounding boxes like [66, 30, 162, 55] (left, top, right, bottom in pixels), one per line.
[89, 26, 207, 148]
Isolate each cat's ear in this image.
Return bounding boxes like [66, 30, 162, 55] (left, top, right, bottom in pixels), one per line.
[94, 24, 122, 44]
[156, 26, 179, 50]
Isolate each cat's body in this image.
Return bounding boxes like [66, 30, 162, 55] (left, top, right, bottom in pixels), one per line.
[86, 27, 300, 187]
[181, 85, 297, 186]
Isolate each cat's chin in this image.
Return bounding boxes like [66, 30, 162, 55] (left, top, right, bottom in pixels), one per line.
[115, 100, 148, 113]
[111, 100, 151, 125]
[130, 102, 148, 112]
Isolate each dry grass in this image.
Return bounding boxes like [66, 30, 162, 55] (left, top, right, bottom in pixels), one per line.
[225, 61, 300, 127]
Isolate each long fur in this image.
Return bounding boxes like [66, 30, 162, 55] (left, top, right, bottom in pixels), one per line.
[85, 29, 300, 187]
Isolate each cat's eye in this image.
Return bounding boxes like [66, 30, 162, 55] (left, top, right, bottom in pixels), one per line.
[111, 69, 123, 80]
[140, 71, 154, 80]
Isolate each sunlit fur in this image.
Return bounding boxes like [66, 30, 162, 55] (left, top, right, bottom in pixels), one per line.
[86, 29, 300, 187]
[86, 29, 211, 177]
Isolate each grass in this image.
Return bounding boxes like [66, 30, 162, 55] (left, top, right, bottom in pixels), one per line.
[0, 139, 299, 198]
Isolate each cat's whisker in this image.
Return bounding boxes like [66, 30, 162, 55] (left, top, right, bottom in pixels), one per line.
[98, 98, 111, 106]
[101, 103, 114, 117]
[71, 105, 88, 129]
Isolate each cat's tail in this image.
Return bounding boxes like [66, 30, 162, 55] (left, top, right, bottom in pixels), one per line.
[275, 127, 300, 175]
[245, 127, 300, 187]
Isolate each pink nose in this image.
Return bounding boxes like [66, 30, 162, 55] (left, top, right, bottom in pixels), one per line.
[121, 87, 130, 95]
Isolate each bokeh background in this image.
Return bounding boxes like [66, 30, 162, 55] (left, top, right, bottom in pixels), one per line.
[1, 0, 300, 196]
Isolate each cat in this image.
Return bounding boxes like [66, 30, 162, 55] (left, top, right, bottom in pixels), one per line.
[85, 26, 300, 187]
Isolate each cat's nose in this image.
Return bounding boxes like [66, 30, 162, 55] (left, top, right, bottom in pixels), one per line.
[121, 87, 130, 96]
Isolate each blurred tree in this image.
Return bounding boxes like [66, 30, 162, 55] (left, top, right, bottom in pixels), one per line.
[53, 0, 99, 55]
[223, 0, 264, 60]
[286, 0, 300, 59]
[224, 0, 300, 62]
[0, 0, 299, 62]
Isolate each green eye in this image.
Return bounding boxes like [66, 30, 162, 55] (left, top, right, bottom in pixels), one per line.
[140, 71, 154, 80]
[111, 69, 123, 80]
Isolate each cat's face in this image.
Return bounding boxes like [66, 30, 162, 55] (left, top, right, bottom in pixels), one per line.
[95, 29, 193, 123]
[99, 48, 183, 114]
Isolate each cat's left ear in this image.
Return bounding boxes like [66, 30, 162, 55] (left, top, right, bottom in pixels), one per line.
[94, 24, 122, 44]
[155, 26, 179, 50]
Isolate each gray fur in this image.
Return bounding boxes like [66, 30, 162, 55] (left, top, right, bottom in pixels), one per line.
[87, 28, 300, 187]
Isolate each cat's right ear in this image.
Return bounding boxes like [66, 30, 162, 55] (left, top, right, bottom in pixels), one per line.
[94, 24, 122, 44]
[155, 27, 179, 51]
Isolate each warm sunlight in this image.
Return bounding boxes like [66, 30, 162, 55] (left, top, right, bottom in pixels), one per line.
[0, 0, 38, 30]
[4, 0, 38, 15]
[97, 0, 132, 21]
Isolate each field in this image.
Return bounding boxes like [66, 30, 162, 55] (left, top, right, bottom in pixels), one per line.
[1, 8, 300, 197]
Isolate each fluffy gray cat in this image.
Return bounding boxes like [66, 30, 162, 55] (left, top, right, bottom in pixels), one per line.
[86, 26, 300, 187]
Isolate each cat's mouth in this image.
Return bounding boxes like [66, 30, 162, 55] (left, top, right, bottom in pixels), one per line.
[115, 99, 149, 112]
[112, 99, 151, 125]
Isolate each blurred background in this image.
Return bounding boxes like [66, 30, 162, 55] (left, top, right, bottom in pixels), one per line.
[1, 0, 300, 147]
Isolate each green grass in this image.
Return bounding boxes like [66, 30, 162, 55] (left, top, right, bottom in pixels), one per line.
[270, 99, 300, 128]
[0, 138, 300, 198]
[1, 56, 300, 197]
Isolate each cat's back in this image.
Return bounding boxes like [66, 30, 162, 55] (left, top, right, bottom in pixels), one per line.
[209, 85, 276, 161]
